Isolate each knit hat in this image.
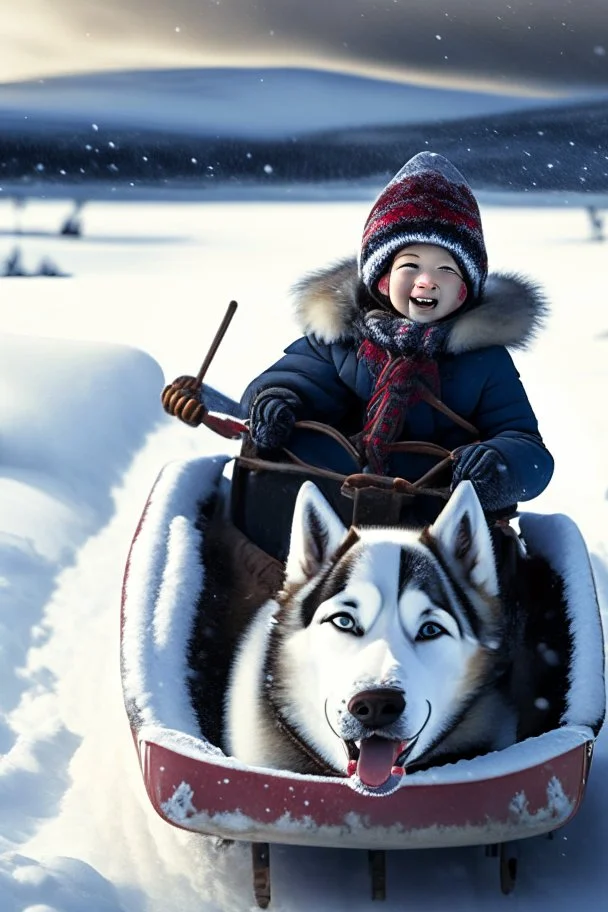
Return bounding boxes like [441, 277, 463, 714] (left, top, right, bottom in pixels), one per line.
[359, 151, 488, 303]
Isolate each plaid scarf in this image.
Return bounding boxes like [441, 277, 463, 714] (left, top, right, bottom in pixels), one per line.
[352, 311, 453, 475]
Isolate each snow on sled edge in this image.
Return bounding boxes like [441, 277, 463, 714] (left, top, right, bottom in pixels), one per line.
[120, 454, 604, 851]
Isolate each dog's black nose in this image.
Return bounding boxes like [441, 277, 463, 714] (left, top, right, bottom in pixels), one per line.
[347, 688, 406, 727]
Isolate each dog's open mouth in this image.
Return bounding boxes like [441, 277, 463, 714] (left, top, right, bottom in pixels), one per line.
[343, 703, 432, 786]
[347, 736, 407, 787]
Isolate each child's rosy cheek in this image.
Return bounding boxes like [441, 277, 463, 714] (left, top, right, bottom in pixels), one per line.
[377, 275, 390, 295]
[458, 282, 467, 303]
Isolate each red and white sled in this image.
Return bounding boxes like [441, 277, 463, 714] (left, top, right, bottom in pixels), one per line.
[121, 453, 605, 907]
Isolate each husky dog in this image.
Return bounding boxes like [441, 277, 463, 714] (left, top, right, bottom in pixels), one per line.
[224, 480, 539, 785]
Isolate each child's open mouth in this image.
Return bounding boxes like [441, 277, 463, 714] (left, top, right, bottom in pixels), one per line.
[410, 296, 438, 310]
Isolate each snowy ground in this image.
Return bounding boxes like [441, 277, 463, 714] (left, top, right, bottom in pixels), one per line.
[0, 195, 606, 911]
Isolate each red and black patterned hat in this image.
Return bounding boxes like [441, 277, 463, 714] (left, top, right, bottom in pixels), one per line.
[359, 151, 488, 302]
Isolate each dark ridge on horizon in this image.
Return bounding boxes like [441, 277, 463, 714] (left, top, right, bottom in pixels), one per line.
[0, 64, 583, 100]
[0, 65, 579, 140]
[0, 95, 606, 195]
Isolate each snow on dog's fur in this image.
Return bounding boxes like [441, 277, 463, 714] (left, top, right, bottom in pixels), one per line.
[224, 480, 530, 785]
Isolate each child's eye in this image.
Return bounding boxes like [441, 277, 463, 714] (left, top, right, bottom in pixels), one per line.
[397, 262, 418, 270]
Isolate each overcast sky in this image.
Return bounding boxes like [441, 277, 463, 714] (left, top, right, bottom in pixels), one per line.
[3, 0, 607, 93]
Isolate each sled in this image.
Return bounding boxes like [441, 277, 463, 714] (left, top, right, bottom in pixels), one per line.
[121, 429, 605, 906]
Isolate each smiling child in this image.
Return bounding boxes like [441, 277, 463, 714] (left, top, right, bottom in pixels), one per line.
[239, 151, 554, 520]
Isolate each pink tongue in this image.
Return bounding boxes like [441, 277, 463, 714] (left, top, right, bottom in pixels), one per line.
[356, 737, 403, 787]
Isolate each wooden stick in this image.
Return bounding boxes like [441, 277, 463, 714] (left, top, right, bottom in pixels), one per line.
[195, 300, 238, 386]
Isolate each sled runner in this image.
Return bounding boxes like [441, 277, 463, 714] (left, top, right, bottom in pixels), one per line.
[121, 422, 605, 907]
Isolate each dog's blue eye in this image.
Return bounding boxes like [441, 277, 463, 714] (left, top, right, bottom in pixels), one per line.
[329, 613, 356, 631]
[417, 621, 446, 641]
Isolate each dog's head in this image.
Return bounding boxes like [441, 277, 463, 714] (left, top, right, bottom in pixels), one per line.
[271, 480, 508, 785]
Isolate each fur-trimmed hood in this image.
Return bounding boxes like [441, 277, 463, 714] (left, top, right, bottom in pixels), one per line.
[291, 257, 548, 355]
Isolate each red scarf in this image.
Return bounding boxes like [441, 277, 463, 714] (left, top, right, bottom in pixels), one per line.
[356, 340, 441, 475]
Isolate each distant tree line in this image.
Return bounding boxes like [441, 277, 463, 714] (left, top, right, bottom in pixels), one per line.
[0, 97, 607, 194]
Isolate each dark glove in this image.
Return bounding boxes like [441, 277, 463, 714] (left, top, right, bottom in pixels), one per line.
[249, 387, 302, 453]
[161, 375, 207, 427]
[451, 444, 517, 513]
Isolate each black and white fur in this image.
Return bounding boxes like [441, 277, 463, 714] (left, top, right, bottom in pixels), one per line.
[224, 480, 532, 779]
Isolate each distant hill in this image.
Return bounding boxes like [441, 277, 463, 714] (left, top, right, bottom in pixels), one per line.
[0, 67, 559, 138]
[0, 67, 606, 196]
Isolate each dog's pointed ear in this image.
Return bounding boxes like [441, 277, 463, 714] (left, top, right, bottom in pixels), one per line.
[285, 482, 347, 585]
[430, 481, 499, 596]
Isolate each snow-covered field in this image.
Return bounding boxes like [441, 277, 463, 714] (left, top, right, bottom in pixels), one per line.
[0, 194, 606, 911]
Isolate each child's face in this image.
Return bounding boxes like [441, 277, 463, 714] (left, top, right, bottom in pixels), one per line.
[379, 244, 468, 322]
